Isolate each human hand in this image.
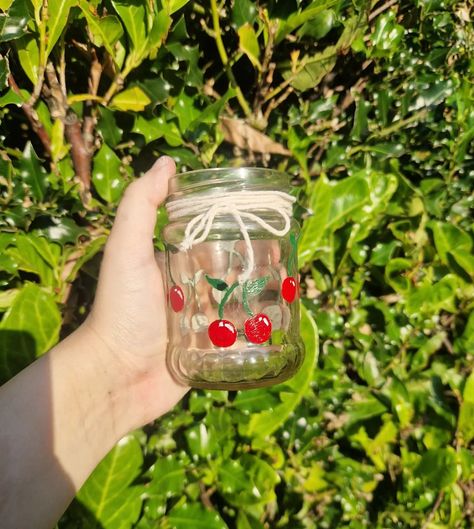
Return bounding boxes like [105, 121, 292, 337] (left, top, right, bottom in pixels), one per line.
[81, 156, 189, 433]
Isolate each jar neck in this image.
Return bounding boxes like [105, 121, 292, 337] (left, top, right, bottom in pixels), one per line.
[167, 167, 290, 201]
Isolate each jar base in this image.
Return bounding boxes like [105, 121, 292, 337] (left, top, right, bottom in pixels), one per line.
[166, 342, 304, 390]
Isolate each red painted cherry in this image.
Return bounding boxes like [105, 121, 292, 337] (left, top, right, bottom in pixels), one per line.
[169, 285, 185, 312]
[282, 276, 297, 303]
[244, 313, 272, 344]
[208, 319, 237, 347]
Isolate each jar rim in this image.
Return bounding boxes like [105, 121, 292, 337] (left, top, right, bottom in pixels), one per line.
[168, 167, 289, 195]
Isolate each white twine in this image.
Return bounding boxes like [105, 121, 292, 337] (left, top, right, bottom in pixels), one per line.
[166, 190, 296, 282]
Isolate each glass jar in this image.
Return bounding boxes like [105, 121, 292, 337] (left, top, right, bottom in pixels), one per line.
[163, 167, 304, 390]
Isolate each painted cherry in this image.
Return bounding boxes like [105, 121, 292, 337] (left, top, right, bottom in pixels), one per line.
[169, 285, 185, 312]
[244, 313, 272, 344]
[208, 319, 237, 347]
[282, 276, 297, 303]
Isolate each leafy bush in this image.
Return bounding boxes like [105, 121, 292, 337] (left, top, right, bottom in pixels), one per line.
[1, 0, 473, 528]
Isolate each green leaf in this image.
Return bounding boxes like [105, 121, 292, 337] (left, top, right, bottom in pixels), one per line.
[50, 118, 69, 162]
[296, 9, 334, 39]
[243, 276, 270, 299]
[0, 283, 61, 383]
[205, 275, 228, 291]
[0, 0, 31, 42]
[111, 0, 146, 52]
[163, 0, 191, 15]
[97, 106, 123, 147]
[19, 142, 48, 201]
[6, 234, 59, 287]
[92, 143, 126, 203]
[232, 0, 256, 28]
[35, 217, 88, 245]
[16, 34, 39, 83]
[458, 371, 474, 444]
[110, 86, 151, 111]
[146, 9, 171, 51]
[429, 220, 472, 265]
[167, 503, 228, 529]
[370, 11, 404, 57]
[286, 46, 337, 92]
[299, 174, 332, 266]
[245, 305, 318, 438]
[351, 96, 370, 141]
[173, 90, 201, 133]
[0, 88, 24, 107]
[77, 435, 144, 529]
[46, 0, 75, 56]
[149, 454, 186, 497]
[0, 54, 9, 87]
[238, 23, 261, 70]
[80, 2, 124, 61]
[414, 448, 457, 489]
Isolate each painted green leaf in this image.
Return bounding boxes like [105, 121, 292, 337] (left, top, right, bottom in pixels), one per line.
[111, 0, 146, 52]
[148, 454, 186, 496]
[205, 275, 228, 291]
[167, 503, 228, 529]
[19, 142, 48, 201]
[77, 435, 144, 529]
[110, 86, 151, 111]
[414, 448, 457, 489]
[80, 2, 124, 60]
[243, 276, 270, 299]
[92, 143, 125, 203]
[0, 283, 61, 383]
[245, 305, 318, 438]
[238, 23, 261, 70]
[46, 0, 75, 56]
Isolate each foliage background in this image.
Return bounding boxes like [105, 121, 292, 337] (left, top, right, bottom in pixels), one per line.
[1, 0, 473, 527]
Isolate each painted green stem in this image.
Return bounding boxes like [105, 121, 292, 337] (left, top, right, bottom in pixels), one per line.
[218, 281, 239, 319]
[242, 283, 253, 317]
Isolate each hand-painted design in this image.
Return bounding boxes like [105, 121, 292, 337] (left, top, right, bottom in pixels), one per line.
[208, 319, 237, 347]
[282, 232, 299, 303]
[206, 275, 239, 347]
[191, 312, 209, 332]
[242, 276, 272, 344]
[282, 276, 297, 303]
[205, 274, 272, 346]
[169, 285, 185, 312]
[244, 313, 272, 344]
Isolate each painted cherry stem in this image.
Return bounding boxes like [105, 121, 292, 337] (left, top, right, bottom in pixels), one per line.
[218, 281, 239, 319]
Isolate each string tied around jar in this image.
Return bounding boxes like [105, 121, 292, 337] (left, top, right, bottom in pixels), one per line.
[166, 190, 296, 283]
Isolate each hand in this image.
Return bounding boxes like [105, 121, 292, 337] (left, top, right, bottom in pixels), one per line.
[81, 155, 189, 431]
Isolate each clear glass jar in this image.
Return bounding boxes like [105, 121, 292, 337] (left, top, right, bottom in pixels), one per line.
[163, 167, 304, 390]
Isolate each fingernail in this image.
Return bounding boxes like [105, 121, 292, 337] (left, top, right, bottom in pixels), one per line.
[154, 156, 173, 168]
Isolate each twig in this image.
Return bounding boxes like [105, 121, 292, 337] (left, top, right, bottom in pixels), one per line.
[210, 0, 251, 117]
[368, 0, 399, 22]
[421, 491, 444, 529]
[45, 63, 91, 195]
[83, 48, 102, 154]
[7, 73, 51, 154]
[263, 85, 293, 122]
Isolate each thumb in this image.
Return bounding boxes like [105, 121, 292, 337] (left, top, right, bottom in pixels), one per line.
[106, 156, 176, 258]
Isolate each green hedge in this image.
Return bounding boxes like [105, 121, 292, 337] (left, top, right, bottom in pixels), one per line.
[1, 1, 473, 528]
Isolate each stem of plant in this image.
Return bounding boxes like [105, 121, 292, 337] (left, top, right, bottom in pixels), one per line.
[210, 0, 251, 117]
[218, 281, 239, 319]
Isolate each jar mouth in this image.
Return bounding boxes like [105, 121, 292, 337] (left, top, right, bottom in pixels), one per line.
[168, 167, 289, 196]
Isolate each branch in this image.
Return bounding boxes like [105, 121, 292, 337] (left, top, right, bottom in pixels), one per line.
[368, 0, 399, 22]
[7, 73, 51, 155]
[45, 63, 91, 196]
